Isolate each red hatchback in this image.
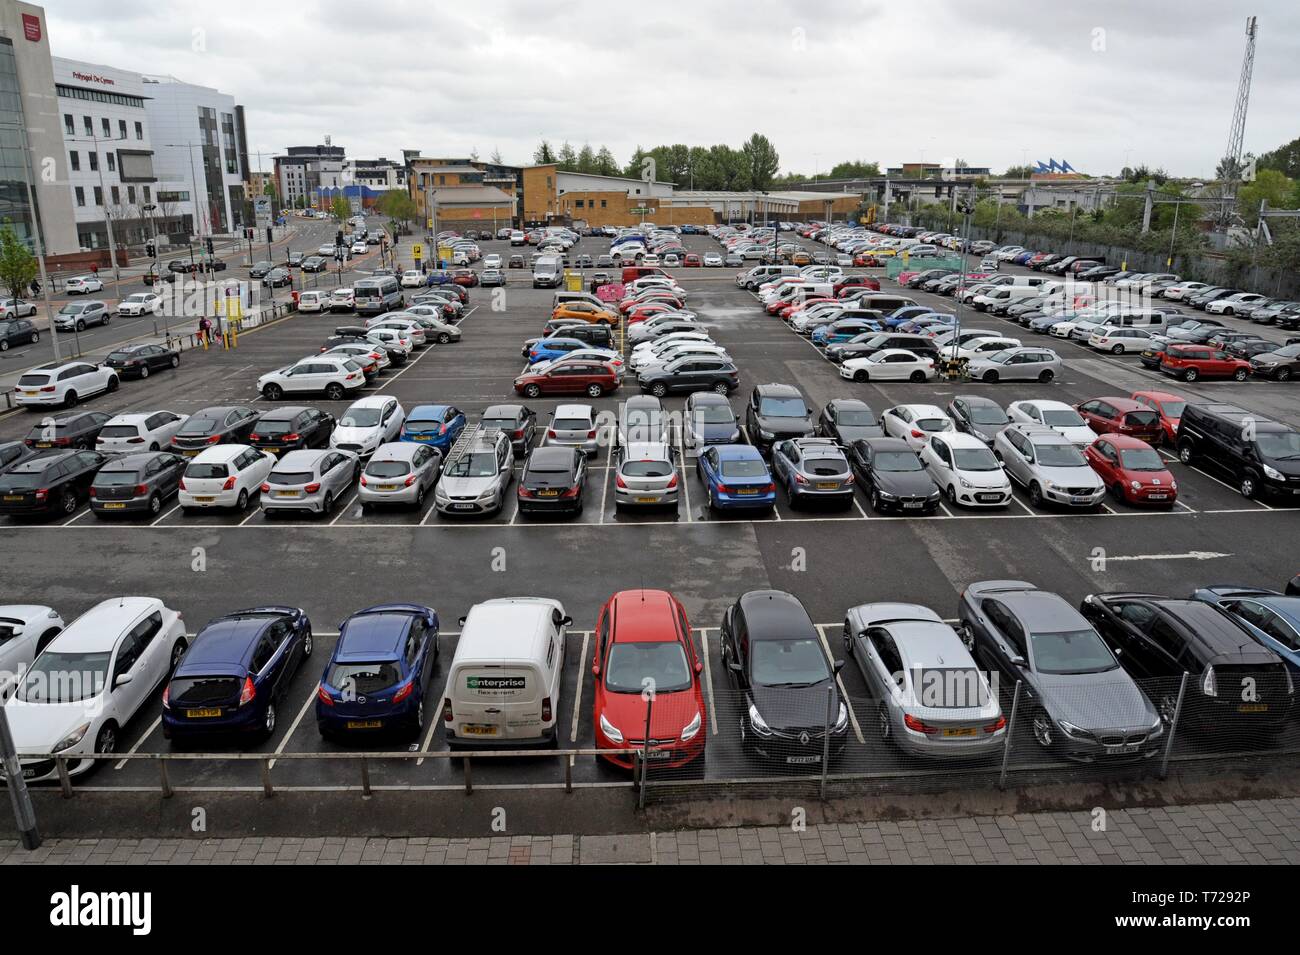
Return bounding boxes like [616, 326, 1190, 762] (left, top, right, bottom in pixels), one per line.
[1159, 344, 1251, 382]
[1084, 434, 1178, 507]
[834, 276, 881, 294]
[1075, 397, 1163, 444]
[1130, 390, 1187, 446]
[682, 254, 702, 268]
[514, 361, 619, 399]
[592, 589, 706, 769]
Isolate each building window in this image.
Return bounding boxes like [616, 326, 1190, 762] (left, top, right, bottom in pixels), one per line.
[575, 199, 584, 208]
[69, 151, 79, 172]
[127, 185, 136, 203]
[111, 185, 120, 205]
[106, 153, 116, 173]
[143, 185, 151, 202]
[134, 121, 143, 140]
[118, 119, 127, 140]
[88, 152, 98, 172]
[93, 186, 103, 206]
[101, 117, 110, 138]
[601, 200, 607, 208]
[64, 114, 74, 135]
[74, 186, 85, 207]
[83, 116, 92, 136]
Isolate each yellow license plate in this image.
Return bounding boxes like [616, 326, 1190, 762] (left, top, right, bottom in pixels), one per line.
[274, 490, 299, 497]
[182, 449, 200, 457]
[263, 447, 280, 453]
[192, 495, 214, 503]
[736, 487, 759, 495]
[816, 482, 839, 490]
[377, 484, 398, 491]
[102, 502, 127, 510]
[22, 391, 38, 396]
[34, 442, 52, 448]
[462, 724, 498, 736]
[539, 489, 559, 496]
[943, 727, 978, 737]
[636, 496, 658, 503]
[346, 720, 382, 729]
[412, 434, 432, 441]
[1237, 704, 1268, 714]
[3, 495, 23, 501]
[186, 708, 222, 718]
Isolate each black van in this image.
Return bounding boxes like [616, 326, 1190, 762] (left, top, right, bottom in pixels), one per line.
[1176, 403, 1300, 500]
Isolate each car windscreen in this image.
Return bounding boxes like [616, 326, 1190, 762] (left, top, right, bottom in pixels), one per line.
[1257, 431, 1300, 459]
[875, 451, 923, 472]
[751, 638, 830, 686]
[1029, 629, 1117, 675]
[970, 406, 1009, 426]
[445, 451, 497, 477]
[1034, 444, 1085, 467]
[834, 410, 876, 426]
[758, 397, 808, 417]
[20, 650, 110, 703]
[951, 448, 1001, 471]
[326, 661, 400, 695]
[604, 641, 691, 693]
[1118, 448, 1165, 471]
[341, 409, 383, 428]
[1042, 409, 1085, 427]
[692, 406, 734, 424]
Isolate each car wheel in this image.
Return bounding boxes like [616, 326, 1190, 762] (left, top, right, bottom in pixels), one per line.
[30, 331, 38, 343]
[413, 485, 425, 509]
[236, 489, 249, 510]
[76, 319, 86, 331]
[870, 488, 883, 512]
[1038, 369, 1055, 383]
[94, 722, 118, 758]
[650, 382, 668, 397]
[1183, 368, 1199, 382]
[1177, 439, 1195, 465]
[1239, 472, 1258, 499]
[170, 354, 180, 368]
[1032, 714, 1053, 748]
[1028, 482, 1044, 507]
[139, 365, 150, 379]
[946, 484, 957, 505]
[523, 384, 542, 399]
[262, 704, 277, 738]
[58, 489, 77, 515]
[0, 340, 7, 352]
[148, 493, 162, 515]
[1111, 344, 1125, 355]
[410, 699, 426, 740]
[262, 383, 284, 401]
[1233, 368, 1248, 382]
[909, 370, 926, 383]
[586, 384, 604, 398]
[321, 492, 335, 516]
[1109, 482, 1126, 504]
[853, 369, 869, 382]
[302, 626, 314, 658]
[102, 314, 111, 325]
[1276, 367, 1292, 381]
[712, 381, 731, 395]
[983, 370, 998, 383]
[325, 383, 345, 401]
[437, 333, 451, 344]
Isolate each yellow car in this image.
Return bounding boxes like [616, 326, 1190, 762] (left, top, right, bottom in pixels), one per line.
[790, 250, 812, 266]
[868, 248, 897, 259]
[550, 301, 618, 325]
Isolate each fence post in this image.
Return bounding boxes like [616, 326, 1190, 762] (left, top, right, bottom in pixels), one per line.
[462, 755, 473, 794]
[820, 684, 834, 800]
[359, 756, 371, 796]
[564, 753, 573, 794]
[997, 680, 1023, 791]
[158, 758, 173, 798]
[56, 756, 74, 799]
[637, 694, 653, 811]
[260, 758, 274, 798]
[1159, 672, 1189, 780]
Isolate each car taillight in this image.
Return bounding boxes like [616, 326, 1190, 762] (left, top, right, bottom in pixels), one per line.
[442, 698, 454, 722]
[903, 714, 939, 735]
[161, 684, 170, 708]
[208, 434, 222, 444]
[178, 477, 186, 491]
[513, 429, 524, 439]
[222, 476, 237, 490]
[910, 429, 924, 439]
[40, 386, 56, 393]
[317, 685, 333, 706]
[34, 488, 48, 501]
[393, 682, 413, 704]
[794, 473, 809, 485]
[666, 473, 678, 489]
[260, 482, 271, 493]
[547, 429, 557, 439]
[762, 482, 776, 493]
[305, 482, 321, 493]
[984, 717, 1007, 733]
[561, 485, 580, 498]
[89, 487, 97, 497]
[239, 676, 256, 706]
[135, 484, 148, 496]
[542, 697, 553, 722]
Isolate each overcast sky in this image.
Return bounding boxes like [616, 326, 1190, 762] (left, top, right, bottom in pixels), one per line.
[44, 0, 1300, 180]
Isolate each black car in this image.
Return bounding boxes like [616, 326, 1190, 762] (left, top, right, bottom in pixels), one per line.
[249, 406, 335, 454]
[947, 395, 1010, 446]
[0, 318, 39, 351]
[816, 398, 882, 445]
[301, 256, 328, 273]
[1077, 266, 1121, 281]
[720, 590, 848, 766]
[525, 323, 614, 353]
[1176, 403, 1300, 500]
[24, 410, 112, 450]
[516, 446, 587, 516]
[286, 252, 305, 267]
[0, 449, 106, 518]
[848, 437, 940, 513]
[0, 441, 36, 475]
[1080, 593, 1294, 736]
[480, 404, 538, 455]
[262, 268, 292, 288]
[248, 260, 275, 278]
[167, 259, 195, 274]
[639, 357, 739, 398]
[89, 450, 186, 518]
[745, 383, 816, 455]
[170, 406, 262, 456]
[103, 343, 181, 379]
[1223, 339, 1275, 361]
[320, 333, 407, 366]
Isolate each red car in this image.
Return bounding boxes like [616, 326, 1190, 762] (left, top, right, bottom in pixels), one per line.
[834, 275, 881, 294]
[1075, 397, 1163, 444]
[514, 360, 619, 399]
[1159, 344, 1251, 382]
[1130, 390, 1187, 446]
[451, 269, 479, 287]
[626, 303, 674, 325]
[1084, 434, 1178, 507]
[852, 252, 880, 267]
[592, 589, 705, 769]
[780, 296, 835, 321]
[682, 254, 702, 268]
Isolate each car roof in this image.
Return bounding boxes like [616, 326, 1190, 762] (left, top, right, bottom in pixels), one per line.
[191, 444, 247, 462]
[827, 398, 871, 411]
[528, 446, 578, 468]
[9, 450, 77, 470]
[337, 608, 417, 660]
[897, 403, 946, 416]
[954, 394, 1001, 407]
[1098, 433, 1156, 450]
[56, 598, 161, 652]
[754, 383, 803, 398]
[940, 431, 992, 450]
[998, 589, 1085, 632]
[739, 590, 815, 641]
[259, 406, 314, 422]
[554, 404, 594, 418]
[275, 449, 329, 468]
[96, 451, 163, 470]
[458, 598, 562, 661]
[182, 613, 276, 670]
[610, 590, 679, 644]
[622, 441, 671, 460]
[715, 443, 764, 461]
[346, 395, 395, 410]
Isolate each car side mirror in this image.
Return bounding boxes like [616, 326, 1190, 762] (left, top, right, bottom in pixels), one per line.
[694, 661, 704, 674]
[114, 673, 133, 688]
[560, 615, 573, 627]
[727, 661, 743, 674]
[833, 659, 845, 674]
[457, 615, 467, 627]
[591, 664, 601, 678]
[1010, 654, 1028, 668]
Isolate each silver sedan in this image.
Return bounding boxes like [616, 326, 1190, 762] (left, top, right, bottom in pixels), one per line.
[261, 448, 359, 517]
[358, 441, 442, 510]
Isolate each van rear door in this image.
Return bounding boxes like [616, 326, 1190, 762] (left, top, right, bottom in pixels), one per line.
[451, 664, 545, 741]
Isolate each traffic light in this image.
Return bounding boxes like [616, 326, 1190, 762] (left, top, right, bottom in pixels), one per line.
[145, 242, 155, 257]
[205, 237, 214, 256]
[266, 227, 273, 245]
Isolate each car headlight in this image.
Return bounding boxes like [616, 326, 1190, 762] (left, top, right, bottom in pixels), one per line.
[1263, 465, 1283, 481]
[477, 489, 498, 502]
[1057, 720, 1093, 741]
[1147, 717, 1165, 739]
[599, 713, 623, 744]
[681, 712, 702, 742]
[748, 703, 773, 736]
[434, 484, 450, 501]
[1202, 665, 1217, 697]
[877, 490, 897, 500]
[959, 477, 974, 488]
[1130, 480, 1142, 490]
[54, 722, 91, 753]
[834, 702, 849, 733]
[1044, 481, 1059, 491]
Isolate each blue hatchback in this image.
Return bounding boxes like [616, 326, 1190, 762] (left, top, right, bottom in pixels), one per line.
[697, 444, 777, 511]
[316, 604, 439, 740]
[1191, 587, 1300, 672]
[163, 606, 313, 741]
[812, 320, 882, 347]
[528, 337, 586, 365]
[401, 404, 466, 454]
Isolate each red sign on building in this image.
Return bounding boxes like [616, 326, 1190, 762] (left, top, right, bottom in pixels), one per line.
[21, 13, 42, 42]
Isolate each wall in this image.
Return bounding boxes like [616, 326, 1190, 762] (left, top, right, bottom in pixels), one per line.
[522, 164, 557, 224]
[431, 206, 513, 232]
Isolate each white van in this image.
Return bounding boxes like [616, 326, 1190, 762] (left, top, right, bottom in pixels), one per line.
[973, 286, 1042, 313]
[772, 281, 833, 306]
[1096, 309, 1172, 335]
[533, 255, 563, 289]
[443, 597, 572, 748]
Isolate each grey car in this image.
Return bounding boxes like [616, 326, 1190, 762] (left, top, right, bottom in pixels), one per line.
[358, 441, 442, 510]
[947, 395, 1010, 446]
[54, 300, 110, 331]
[683, 392, 740, 450]
[545, 404, 601, 457]
[816, 398, 883, 445]
[844, 602, 1004, 757]
[89, 451, 187, 518]
[434, 430, 514, 517]
[958, 581, 1164, 762]
[966, 346, 1063, 384]
[261, 448, 360, 517]
[618, 395, 668, 447]
[613, 441, 679, 510]
[771, 437, 855, 509]
[993, 424, 1105, 509]
[480, 404, 538, 456]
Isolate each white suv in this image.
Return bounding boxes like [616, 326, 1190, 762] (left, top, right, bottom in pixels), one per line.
[15, 361, 118, 408]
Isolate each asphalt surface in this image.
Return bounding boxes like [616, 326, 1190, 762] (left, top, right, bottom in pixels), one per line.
[1, 229, 1297, 801]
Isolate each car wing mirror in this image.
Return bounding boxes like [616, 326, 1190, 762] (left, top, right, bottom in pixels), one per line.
[727, 661, 743, 674]
[457, 615, 467, 627]
[833, 659, 845, 674]
[114, 673, 133, 688]
[694, 661, 703, 674]
[1010, 654, 1028, 668]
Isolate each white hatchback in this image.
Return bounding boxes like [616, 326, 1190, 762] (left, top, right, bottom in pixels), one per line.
[330, 395, 405, 458]
[179, 444, 275, 511]
[96, 411, 189, 452]
[257, 355, 366, 401]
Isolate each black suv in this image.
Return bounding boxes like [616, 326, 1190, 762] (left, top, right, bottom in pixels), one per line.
[23, 410, 111, 450]
[0, 449, 106, 518]
[1080, 593, 1294, 736]
[745, 384, 816, 456]
[532, 322, 614, 350]
[1175, 403, 1300, 500]
[249, 406, 336, 454]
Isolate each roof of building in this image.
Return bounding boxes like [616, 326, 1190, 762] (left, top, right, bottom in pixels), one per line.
[429, 186, 514, 205]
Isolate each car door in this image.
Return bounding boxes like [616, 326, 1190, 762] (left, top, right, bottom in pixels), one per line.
[924, 436, 954, 488]
[771, 440, 795, 485]
[1086, 439, 1120, 486]
[108, 625, 148, 718]
[69, 451, 103, 500]
[1091, 601, 1161, 677]
[1002, 430, 1033, 486]
[1223, 600, 1300, 663]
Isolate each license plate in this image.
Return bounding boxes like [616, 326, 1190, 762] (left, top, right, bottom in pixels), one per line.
[1070, 496, 1092, 505]
[1106, 742, 1140, 754]
[102, 502, 126, 510]
[22, 768, 37, 779]
[192, 495, 215, 503]
[539, 489, 559, 497]
[377, 484, 398, 491]
[34, 442, 52, 448]
[3, 495, 23, 502]
[186, 708, 222, 718]
[977, 493, 1001, 502]
[274, 490, 300, 498]
[1148, 493, 1168, 500]
[1237, 704, 1268, 714]
[942, 727, 978, 737]
[182, 449, 200, 457]
[642, 749, 671, 760]
[636, 496, 658, 503]
[816, 482, 839, 490]
[22, 390, 39, 396]
[451, 503, 475, 510]
[735, 487, 758, 495]
[412, 434, 432, 441]
[346, 720, 382, 729]
[903, 501, 924, 509]
[263, 447, 280, 454]
[786, 754, 821, 765]
[462, 724, 498, 736]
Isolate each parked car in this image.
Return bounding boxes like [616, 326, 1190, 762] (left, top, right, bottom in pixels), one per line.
[919, 432, 1011, 508]
[516, 445, 588, 516]
[260, 448, 360, 517]
[1006, 400, 1094, 446]
[433, 429, 514, 517]
[848, 437, 940, 514]
[88, 450, 186, 518]
[332, 395, 406, 458]
[771, 437, 854, 509]
[247, 407, 334, 455]
[613, 442, 679, 510]
[1083, 434, 1177, 507]
[0, 317, 38, 351]
[745, 384, 816, 456]
[1075, 397, 1163, 444]
[1190, 586, 1300, 672]
[1159, 344, 1251, 382]
[0, 449, 106, 518]
[994, 424, 1105, 509]
[816, 398, 883, 445]
[515, 360, 619, 399]
[946, 395, 1009, 447]
[115, 292, 163, 317]
[966, 347, 1062, 384]
[257, 356, 367, 401]
[359, 441, 442, 511]
[178, 444, 276, 512]
[15, 360, 118, 409]
[695, 443, 776, 511]
[170, 406, 260, 456]
[880, 403, 955, 451]
[103, 343, 180, 379]
[23, 410, 111, 450]
[683, 392, 740, 449]
[1175, 403, 1300, 500]
[1249, 342, 1300, 381]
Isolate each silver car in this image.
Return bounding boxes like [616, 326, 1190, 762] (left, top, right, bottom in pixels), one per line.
[358, 441, 442, 510]
[993, 424, 1105, 509]
[771, 437, 855, 509]
[618, 395, 668, 447]
[614, 442, 679, 510]
[966, 346, 1063, 384]
[545, 404, 601, 457]
[434, 430, 514, 516]
[844, 602, 1004, 757]
[261, 448, 359, 517]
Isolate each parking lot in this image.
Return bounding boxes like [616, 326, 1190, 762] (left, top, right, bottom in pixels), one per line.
[1, 228, 1297, 803]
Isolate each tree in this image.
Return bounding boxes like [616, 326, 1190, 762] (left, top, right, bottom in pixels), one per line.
[0, 222, 37, 305]
[623, 145, 649, 179]
[1238, 168, 1298, 223]
[594, 146, 619, 177]
[741, 133, 779, 192]
[1257, 136, 1300, 179]
[1001, 165, 1034, 178]
[489, 146, 503, 165]
[533, 141, 556, 165]
[826, 159, 880, 180]
[576, 143, 596, 174]
[376, 190, 417, 229]
[556, 141, 577, 171]
[331, 195, 352, 222]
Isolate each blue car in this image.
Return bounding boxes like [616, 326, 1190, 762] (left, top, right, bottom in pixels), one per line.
[812, 319, 882, 347]
[163, 606, 313, 741]
[527, 337, 586, 365]
[316, 603, 440, 740]
[401, 404, 466, 453]
[1191, 586, 1300, 672]
[697, 443, 777, 511]
[882, 306, 934, 329]
[1013, 251, 1036, 265]
[424, 270, 455, 286]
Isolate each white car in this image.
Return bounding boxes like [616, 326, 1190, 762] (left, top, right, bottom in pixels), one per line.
[14, 360, 118, 408]
[484, 254, 502, 269]
[919, 432, 1013, 508]
[257, 355, 367, 401]
[954, 337, 1021, 360]
[1206, 292, 1268, 316]
[351, 241, 368, 255]
[116, 292, 163, 316]
[880, 404, 956, 451]
[400, 270, 425, 288]
[297, 290, 329, 313]
[0, 299, 36, 318]
[533, 348, 624, 375]
[3, 598, 186, 780]
[631, 331, 713, 356]
[63, 275, 104, 294]
[631, 342, 730, 373]
[365, 327, 413, 356]
[366, 317, 427, 347]
[179, 444, 276, 511]
[1161, 282, 1210, 302]
[317, 244, 335, 256]
[331, 395, 405, 458]
[330, 287, 355, 311]
[1006, 400, 1095, 447]
[703, 253, 723, 267]
[839, 349, 936, 383]
[323, 343, 390, 372]
[96, 411, 189, 452]
[1087, 326, 1152, 354]
[0, 605, 65, 701]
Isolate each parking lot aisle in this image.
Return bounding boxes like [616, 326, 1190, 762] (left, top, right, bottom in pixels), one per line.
[814, 624, 865, 744]
[569, 629, 593, 743]
[696, 626, 719, 736]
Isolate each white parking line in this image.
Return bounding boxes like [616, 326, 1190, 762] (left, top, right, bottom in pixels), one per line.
[328, 487, 359, 526]
[814, 624, 865, 745]
[114, 716, 160, 770]
[1188, 465, 1272, 508]
[238, 498, 264, 525]
[271, 680, 321, 770]
[569, 629, 592, 743]
[61, 507, 95, 526]
[151, 501, 182, 526]
[697, 627, 719, 735]
[676, 426, 693, 521]
[851, 495, 869, 519]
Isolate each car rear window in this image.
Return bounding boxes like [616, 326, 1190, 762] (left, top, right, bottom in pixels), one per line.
[178, 418, 219, 435]
[170, 676, 241, 708]
[719, 458, 767, 478]
[553, 418, 591, 431]
[1123, 411, 1159, 427]
[17, 374, 50, 386]
[185, 463, 229, 479]
[366, 460, 411, 478]
[268, 471, 313, 486]
[621, 458, 673, 478]
[0, 471, 45, 489]
[97, 424, 141, 438]
[327, 661, 400, 694]
[94, 470, 141, 487]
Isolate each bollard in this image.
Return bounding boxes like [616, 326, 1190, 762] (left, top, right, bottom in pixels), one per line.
[360, 756, 371, 796]
[260, 758, 274, 797]
[463, 756, 473, 795]
[997, 680, 1023, 791]
[564, 753, 573, 793]
[159, 758, 173, 798]
[56, 757, 73, 799]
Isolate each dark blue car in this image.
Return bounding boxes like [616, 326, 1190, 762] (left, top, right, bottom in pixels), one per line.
[316, 603, 439, 740]
[1191, 586, 1300, 672]
[400, 404, 466, 454]
[697, 443, 777, 511]
[162, 606, 313, 741]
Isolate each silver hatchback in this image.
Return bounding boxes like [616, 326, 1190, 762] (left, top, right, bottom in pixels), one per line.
[358, 441, 442, 510]
[261, 448, 359, 517]
[614, 442, 679, 510]
[994, 424, 1105, 509]
[967, 346, 1063, 384]
[544, 404, 601, 457]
